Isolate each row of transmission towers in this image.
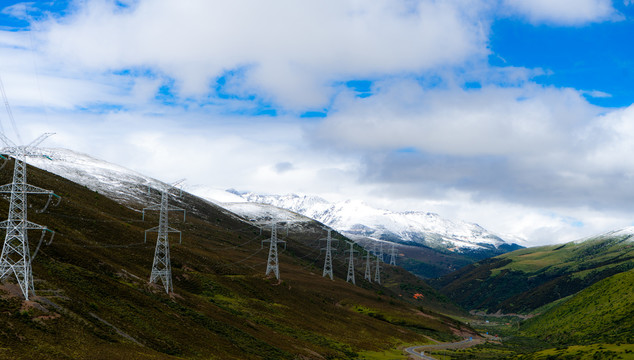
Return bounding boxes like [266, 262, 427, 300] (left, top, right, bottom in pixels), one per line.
[260, 223, 399, 287]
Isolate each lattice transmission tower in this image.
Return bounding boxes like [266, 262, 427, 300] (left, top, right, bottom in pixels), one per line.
[345, 241, 357, 285]
[143, 180, 186, 294]
[0, 133, 59, 300]
[374, 241, 383, 262]
[388, 243, 397, 266]
[321, 228, 338, 280]
[364, 248, 372, 282]
[262, 223, 286, 280]
[374, 243, 381, 284]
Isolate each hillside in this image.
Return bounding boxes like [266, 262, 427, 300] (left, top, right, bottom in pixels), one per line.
[431, 230, 634, 313]
[0, 157, 472, 359]
[521, 268, 634, 345]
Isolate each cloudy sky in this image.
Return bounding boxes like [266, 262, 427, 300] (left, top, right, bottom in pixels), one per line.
[1, 0, 634, 246]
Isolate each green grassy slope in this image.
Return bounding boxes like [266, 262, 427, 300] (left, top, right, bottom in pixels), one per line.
[521, 268, 634, 345]
[0, 160, 471, 359]
[431, 234, 634, 313]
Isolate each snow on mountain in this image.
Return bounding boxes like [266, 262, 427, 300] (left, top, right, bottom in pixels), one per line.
[234, 193, 518, 253]
[574, 226, 634, 244]
[188, 186, 245, 203]
[221, 203, 312, 224]
[25, 148, 313, 226]
[26, 148, 164, 204]
[23, 148, 520, 254]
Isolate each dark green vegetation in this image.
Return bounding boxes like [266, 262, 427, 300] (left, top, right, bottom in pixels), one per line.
[514, 343, 634, 360]
[397, 244, 476, 279]
[521, 268, 634, 345]
[0, 160, 473, 359]
[423, 233, 634, 359]
[359, 239, 523, 279]
[431, 234, 634, 313]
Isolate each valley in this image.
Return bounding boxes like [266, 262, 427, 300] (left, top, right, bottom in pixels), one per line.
[0, 149, 628, 359]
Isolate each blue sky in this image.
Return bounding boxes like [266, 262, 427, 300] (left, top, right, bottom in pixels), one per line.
[490, 6, 634, 108]
[1, 0, 634, 245]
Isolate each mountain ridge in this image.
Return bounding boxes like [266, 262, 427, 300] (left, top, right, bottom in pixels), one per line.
[431, 227, 634, 313]
[211, 191, 524, 278]
[237, 192, 521, 253]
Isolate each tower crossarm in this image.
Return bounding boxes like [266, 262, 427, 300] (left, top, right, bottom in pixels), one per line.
[145, 226, 182, 234]
[24, 133, 55, 151]
[143, 204, 162, 211]
[167, 206, 186, 221]
[0, 219, 49, 231]
[344, 241, 359, 254]
[142, 204, 185, 220]
[141, 204, 161, 219]
[261, 238, 287, 248]
[0, 183, 58, 195]
[144, 226, 182, 242]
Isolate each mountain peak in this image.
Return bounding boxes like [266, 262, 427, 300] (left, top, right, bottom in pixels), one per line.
[222, 191, 521, 254]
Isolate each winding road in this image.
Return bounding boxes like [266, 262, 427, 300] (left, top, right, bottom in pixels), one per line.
[404, 338, 479, 359]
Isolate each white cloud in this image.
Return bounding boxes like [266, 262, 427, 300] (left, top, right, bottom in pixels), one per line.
[37, 0, 489, 109]
[304, 77, 634, 244]
[316, 79, 599, 157]
[1, 0, 633, 247]
[503, 0, 618, 25]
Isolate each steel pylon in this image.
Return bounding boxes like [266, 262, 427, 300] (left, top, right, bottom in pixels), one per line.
[0, 133, 59, 300]
[143, 181, 185, 294]
[262, 223, 285, 280]
[388, 243, 397, 266]
[321, 228, 337, 280]
[345, 241, 357, 285]
[364, 248, 372, 282]
[374, 244, 381, 284]
[375, 241, 383, 263]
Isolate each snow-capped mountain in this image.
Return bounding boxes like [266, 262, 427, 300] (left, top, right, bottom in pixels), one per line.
[25, 148, 521, 257]
[231, 193, 522, 254]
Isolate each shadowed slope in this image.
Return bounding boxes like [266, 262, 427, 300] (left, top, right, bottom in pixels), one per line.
[0, 159, 471, 359]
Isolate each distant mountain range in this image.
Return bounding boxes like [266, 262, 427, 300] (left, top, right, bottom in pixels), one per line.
[203, 192, 524, 277]
[28, 148, 523, 278]
[235, 192, 522, 253]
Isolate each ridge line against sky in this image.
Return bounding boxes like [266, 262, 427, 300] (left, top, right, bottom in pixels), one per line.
[0, 0, 634, 245]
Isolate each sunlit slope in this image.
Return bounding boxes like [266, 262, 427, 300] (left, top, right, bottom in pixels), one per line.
[431, 231, 634, 313]
[521, 268, 634, 345]
[0, 159, 470, 359]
